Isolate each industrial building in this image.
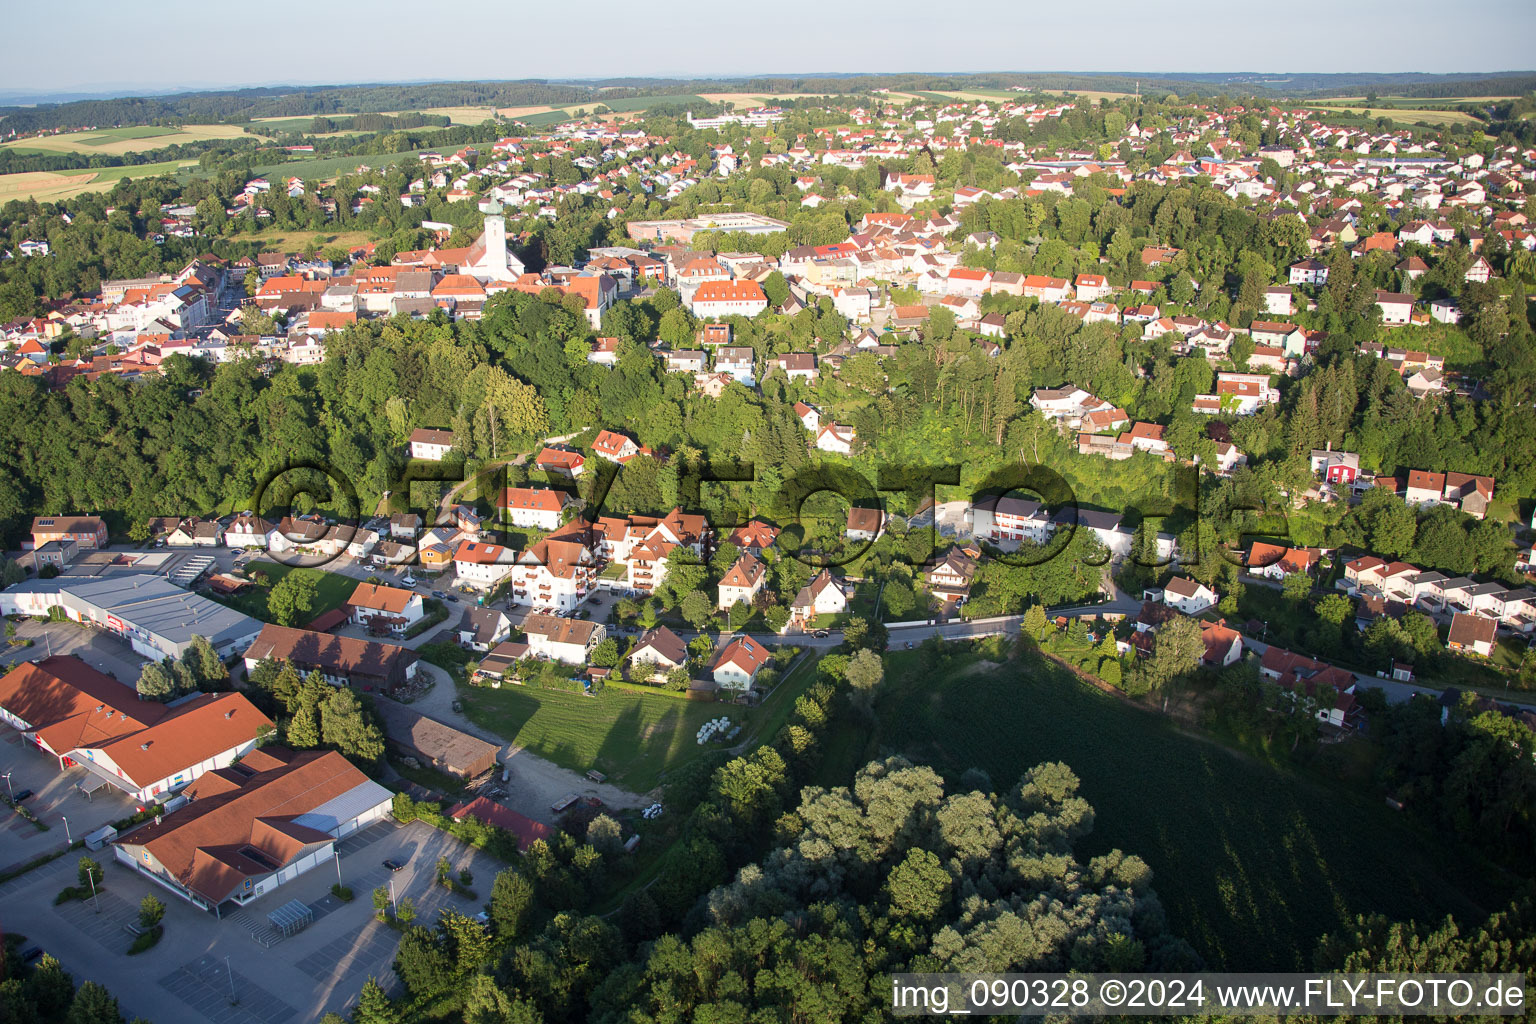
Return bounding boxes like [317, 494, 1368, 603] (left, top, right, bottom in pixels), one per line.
[0, 573, 264, 661]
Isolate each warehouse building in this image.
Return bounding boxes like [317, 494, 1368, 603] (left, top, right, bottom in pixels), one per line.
[0, 573, 263, 661]
[372, 697, 498, 779]
[113, 746, 392, 915]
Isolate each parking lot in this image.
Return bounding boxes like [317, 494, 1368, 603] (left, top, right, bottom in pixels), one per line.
[0, 618, 149, 684]
[0, 729, 139, 872]
[3, 818, 505, 1024]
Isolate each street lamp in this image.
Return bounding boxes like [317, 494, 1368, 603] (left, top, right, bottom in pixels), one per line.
[61, 815, 71, 845]
[87, 869, 99, 913]
[1, 771, 12, 800]
[225, 956, 238, 1004]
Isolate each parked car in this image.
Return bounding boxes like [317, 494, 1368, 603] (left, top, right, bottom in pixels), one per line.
[13, 789, 34, 802]
[401, 575, 418, 588]
[431, 590, 446, 600]
[382, 858, 406, 872]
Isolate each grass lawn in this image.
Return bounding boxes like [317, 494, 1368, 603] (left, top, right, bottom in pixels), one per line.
[216, 562, 358, 624]
[736, 651, 821, 748]
[231, 228, 376, 252]
[456, 680, 732, 792]
[832, 644, 1520, 971]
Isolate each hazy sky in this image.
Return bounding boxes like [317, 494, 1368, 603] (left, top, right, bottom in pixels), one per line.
[5, 0, 1534, 94]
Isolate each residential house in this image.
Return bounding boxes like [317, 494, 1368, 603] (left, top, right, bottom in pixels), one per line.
[347, 583, 424, 631]
[457, 607, 512, 652]
[627, 626, 688, 682]
[924, 546, 979, 608]
[499, 487, 574, 530]
[1201, 620, 1244, 667]
[408, 428, 456, 461]
[815, 423, 857, 454]
[454, 540, 516, 590]
[534, 446, 586, 479]
[717, 552, 767, 611]
[242, 625, 419, 692]
[1247, 542, 1318, 580]
[845, 507, 886, 542]
[1375, 290, 1414, 325]
[1309, 445, 1360, 486]
[520, 614, 605, 665]
[1156, 577, 1217, 615]
[28, 515, 108, 551]
[790, 570, 847, 625]
[591, 429, 641, 464]
[1447, 612, 1496, 657]
[711, 635, 770, 691]
[226, 513, 277, 549]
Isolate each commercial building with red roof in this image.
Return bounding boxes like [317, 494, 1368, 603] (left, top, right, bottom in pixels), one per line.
[113, 747, 392, 914]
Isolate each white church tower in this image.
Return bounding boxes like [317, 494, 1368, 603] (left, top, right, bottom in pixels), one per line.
[465, 201, 523, 283]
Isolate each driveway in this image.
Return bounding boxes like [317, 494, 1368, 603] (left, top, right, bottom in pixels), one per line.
[0, 818, 503, 1024]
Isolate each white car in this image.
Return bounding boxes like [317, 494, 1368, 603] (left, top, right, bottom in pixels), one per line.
[401, 575, 418, 588]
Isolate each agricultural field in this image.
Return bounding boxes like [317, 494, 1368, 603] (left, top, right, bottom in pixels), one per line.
[1038, 88, 1136, 102]
[1320, 95, 1516, 104]
[1306, 104, 1483, 126]
[376, 105, 500, 124]
[1, 123, 253, 156]
[835, 644, 1520, 971]
[696, 92, 805, 107]
[908, 89, 1021, 103]
[0, 159, 198, 202]
[186, 147, 444, 184]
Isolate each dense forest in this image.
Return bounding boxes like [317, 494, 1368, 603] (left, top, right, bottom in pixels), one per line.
[7, 71, 1536, 134]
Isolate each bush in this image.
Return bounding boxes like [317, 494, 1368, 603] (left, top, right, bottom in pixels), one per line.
[127, 925, 162, 955]
[54, 886, 87, 905]
[332, 883, 354, 902]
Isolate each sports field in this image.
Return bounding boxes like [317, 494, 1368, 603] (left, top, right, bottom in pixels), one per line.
[2, 123, 253, 157]
[827, 644, 1519, 970]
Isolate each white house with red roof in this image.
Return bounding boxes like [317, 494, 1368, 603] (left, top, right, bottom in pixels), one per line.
[711, 635, 770, 690]
[717, 552, 767, 611]
[535, 446, 586, 478]
[499, 487, 574, 530]
[814, 423, 856, 454]
[1074, 273, 1111, 301]
[591, 429, 641, 464]
[453, 539, 517, 590]
[687, 279, 768, 318]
